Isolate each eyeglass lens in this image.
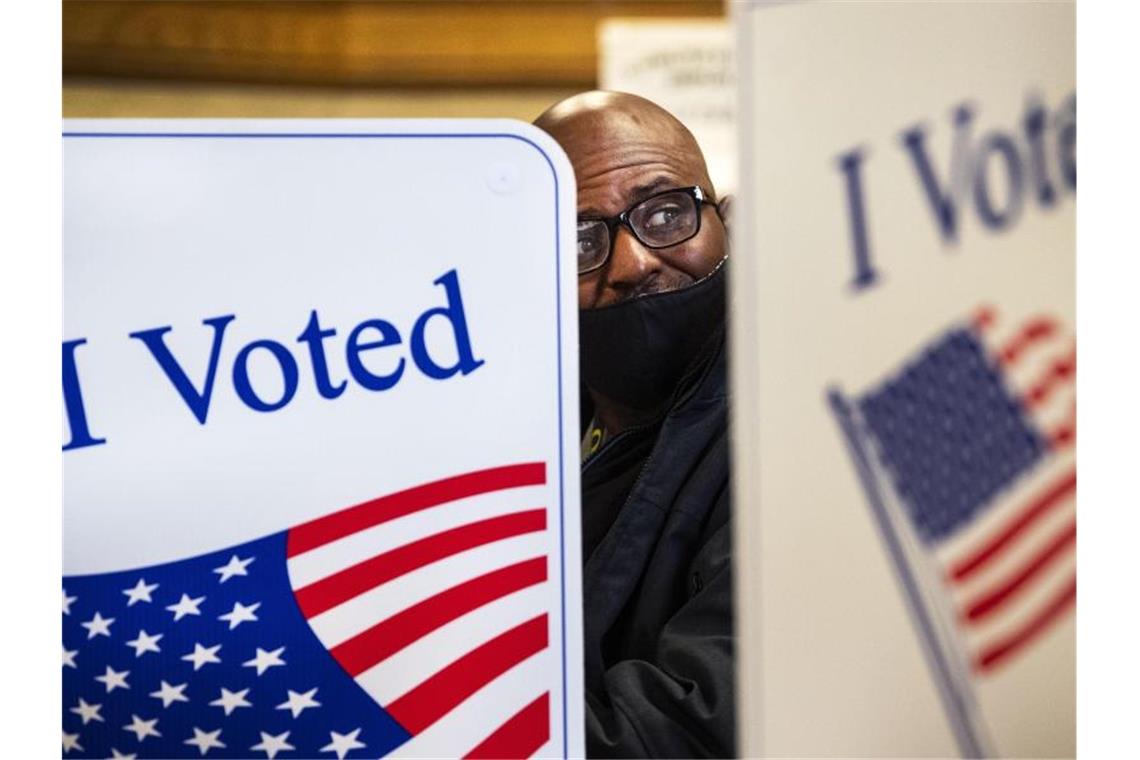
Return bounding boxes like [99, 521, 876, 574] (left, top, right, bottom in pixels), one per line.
[577, 190, 701, 274]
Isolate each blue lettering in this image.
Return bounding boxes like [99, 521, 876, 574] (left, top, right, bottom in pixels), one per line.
[1022, 97, 1056, 207]
[62, 338, 106, 451]
[130, 315, 234, 424]
[1057, 95, 1076, 190]
[837, 147, 879, 291]
[973, 132, 1025, 230]
[232, 340, 299, 412]
[900, 104, 974, 245]
[86, 269, 487, 444]
[410, 270, 485, 380]
[347, 319, 405, 391]
[297, 310, 346, 399]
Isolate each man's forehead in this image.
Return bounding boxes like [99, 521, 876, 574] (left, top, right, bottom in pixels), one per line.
[536, 94, 712, 208]
[545, 105, 692, 161]
[574, 161, 695, 216]
[573, 150, 707, 217]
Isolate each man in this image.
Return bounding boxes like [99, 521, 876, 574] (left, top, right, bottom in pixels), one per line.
[535, 92, 734, 758]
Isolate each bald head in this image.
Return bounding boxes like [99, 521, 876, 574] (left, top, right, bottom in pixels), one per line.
[535, 91, 727, 309]
[535, 91, 715, 200]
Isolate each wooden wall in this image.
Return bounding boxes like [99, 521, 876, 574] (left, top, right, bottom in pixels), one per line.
[63, 1, 724, 88]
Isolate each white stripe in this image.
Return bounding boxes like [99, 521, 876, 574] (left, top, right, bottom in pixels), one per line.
[356, 582, 549, 705]
[532, 740, 556, 759]
[387, 648, 552, 759]
[965, 550, 1076, 656]
[977, 313, 1070, 383]
[287, 484, 547, 588]
[948, 496, 1075, 603]
[934, 449, 1075, 562]
[1031, 385, 1076, 432]
[306, 532, 548, 647]
[1003, 340, 1070, 395]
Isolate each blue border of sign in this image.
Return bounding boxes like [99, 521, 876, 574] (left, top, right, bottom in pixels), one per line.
[64, 129, 571, 758]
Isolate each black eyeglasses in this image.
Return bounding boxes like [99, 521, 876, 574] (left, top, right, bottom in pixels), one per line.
[577, 186, 716, 275]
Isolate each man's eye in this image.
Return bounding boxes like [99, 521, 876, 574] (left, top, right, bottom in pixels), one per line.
[578, 237, 599, 255]
[645, 205, 683, 229]
[577, 224, 608, 265]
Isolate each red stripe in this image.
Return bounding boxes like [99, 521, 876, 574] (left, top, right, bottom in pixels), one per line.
[387, 614, 548, 735]
[1023, 348, 1076, 408]
[464, 693, 550, 759]
[961, 520, 1076, 623]
[947, 469, 1076, 582]
[331, 557, 547, 677]
[1050, 409, 1076, 449]
[1051, 426, 1075, 448]
[998, 317, 1057, 365]
[974, 575, 1076, 673]
[295, 509, 546, 618]
[287, 463, 546, 557]
[972, 305, 996, 332]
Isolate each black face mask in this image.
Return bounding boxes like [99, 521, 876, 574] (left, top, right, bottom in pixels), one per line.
[579, 258, 727, 413]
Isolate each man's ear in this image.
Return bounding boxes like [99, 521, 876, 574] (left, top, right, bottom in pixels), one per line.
[716, 194, 734, 234]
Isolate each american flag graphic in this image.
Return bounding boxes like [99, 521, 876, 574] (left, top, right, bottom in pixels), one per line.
[830, 307, 1075, 755]
[62, 462, 560, 759]
[839, 307, 1075, 674]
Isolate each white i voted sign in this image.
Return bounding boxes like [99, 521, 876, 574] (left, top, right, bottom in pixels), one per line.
[733, 2, 1074, 757]
[62, 120, 584, 760]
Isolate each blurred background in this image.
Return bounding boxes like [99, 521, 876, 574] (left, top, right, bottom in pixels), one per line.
[63, 1, 720, 118]
[63, 0, 735, 192]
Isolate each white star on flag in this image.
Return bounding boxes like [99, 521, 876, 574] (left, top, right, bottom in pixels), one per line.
[320, 728, 366, 759]
[122, 714, 161, 742]
[209, 686, 252, 716]
[63, 589, 77, 616]
[166, 593, 205, 621]
[109, 750, 137, 759]
[213, 554, 255, 583]
[95, 665, 130, 693]
[276, 687, 321, 718]
[70, 697, 104, 725]
[149, 680, 190, 708]
[182, 642, 222, 671]
[81, 610, 114, 639]
[184, 727, 226, 756]
[243, 646, 286, 676]
[62, 460, 560, 758]
[218, 600, 261, 630]
[251, 730, 294, 759]
[126, 629, 163, 657]
[122, 578, 159, 606]
[62, 731, 83, 754]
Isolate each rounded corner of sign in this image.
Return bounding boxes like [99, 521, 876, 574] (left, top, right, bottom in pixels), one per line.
[492, 121, 576, 184]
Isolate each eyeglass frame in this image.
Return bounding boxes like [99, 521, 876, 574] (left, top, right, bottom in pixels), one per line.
[576, 185, 720, 275]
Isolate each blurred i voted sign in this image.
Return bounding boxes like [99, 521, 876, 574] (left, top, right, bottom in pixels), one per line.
[62, 120, 583, 760]
[732, 3, 1074, 758]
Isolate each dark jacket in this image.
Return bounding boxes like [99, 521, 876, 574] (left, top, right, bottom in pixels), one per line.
[581, 326, 734, 758]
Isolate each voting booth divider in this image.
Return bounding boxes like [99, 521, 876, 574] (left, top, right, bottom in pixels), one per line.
[732, 1, 1075, 757]
[63, 121, 583, 759]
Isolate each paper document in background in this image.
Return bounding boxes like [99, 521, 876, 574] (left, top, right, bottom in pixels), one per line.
[599, 19, 736, 196]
